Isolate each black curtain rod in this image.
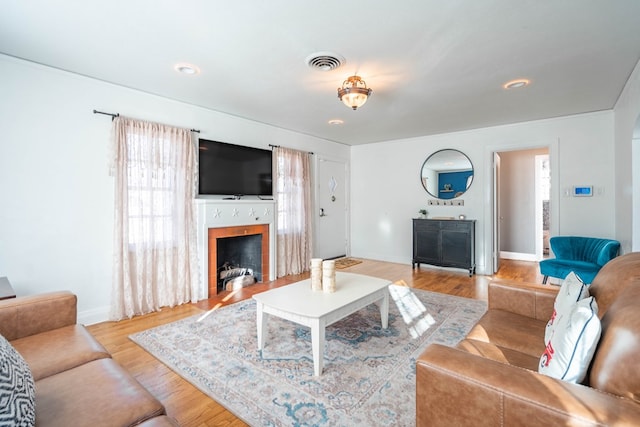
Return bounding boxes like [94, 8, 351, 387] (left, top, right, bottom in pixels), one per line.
[92, 109, 200, 133]
[269, 144, 314, 155]
[93, 109, 119, 120]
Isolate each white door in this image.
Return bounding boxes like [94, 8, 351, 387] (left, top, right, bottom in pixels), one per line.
[493, 152, 502, 273]
[315, 157, 348, 259]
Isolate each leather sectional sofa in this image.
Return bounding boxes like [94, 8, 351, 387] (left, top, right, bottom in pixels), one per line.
[0, 291, 178, 426]
[416, 251, 640, 426]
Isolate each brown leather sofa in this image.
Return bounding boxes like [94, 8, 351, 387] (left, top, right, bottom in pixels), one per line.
[0, 291, 178, 427]
[416, 251, 640, 426]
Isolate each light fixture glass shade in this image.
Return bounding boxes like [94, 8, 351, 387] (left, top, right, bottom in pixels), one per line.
[337, 76, 372, 110]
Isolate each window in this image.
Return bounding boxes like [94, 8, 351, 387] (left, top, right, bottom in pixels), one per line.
[126, 136, 176, 246]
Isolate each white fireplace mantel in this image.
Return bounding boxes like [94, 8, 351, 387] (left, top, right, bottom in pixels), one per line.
[195, 198, 276, 300]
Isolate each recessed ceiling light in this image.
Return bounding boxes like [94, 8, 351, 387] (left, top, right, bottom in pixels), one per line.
[328, 119, 344, 125]
[174, 63, 200, 75]
[503, 79, 530, 89]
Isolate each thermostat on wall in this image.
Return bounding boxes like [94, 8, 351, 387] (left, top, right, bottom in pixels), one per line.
[573, 186, 593, 197]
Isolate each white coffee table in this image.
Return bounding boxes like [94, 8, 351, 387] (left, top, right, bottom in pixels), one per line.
[253, 272, 390, 376]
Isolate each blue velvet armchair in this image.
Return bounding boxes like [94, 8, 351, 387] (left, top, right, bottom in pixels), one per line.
[539, 236, 620, 284]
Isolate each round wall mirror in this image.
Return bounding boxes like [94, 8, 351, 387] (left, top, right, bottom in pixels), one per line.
[421, 149, 474, 199]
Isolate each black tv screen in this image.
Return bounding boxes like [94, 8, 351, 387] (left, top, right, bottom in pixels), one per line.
[198, 139, 273, 196]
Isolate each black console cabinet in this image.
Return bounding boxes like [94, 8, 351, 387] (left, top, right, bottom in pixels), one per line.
[412, 219, 476, 276]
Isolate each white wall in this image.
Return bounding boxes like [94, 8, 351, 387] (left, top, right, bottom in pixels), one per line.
[614, 58, 640, 253]
[350, 111, 616, 274]
[0, 55, 349, 324]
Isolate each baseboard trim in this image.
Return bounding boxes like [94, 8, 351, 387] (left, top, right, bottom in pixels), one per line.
[500, 251, 539, 262]
[79, 305, 110, 325]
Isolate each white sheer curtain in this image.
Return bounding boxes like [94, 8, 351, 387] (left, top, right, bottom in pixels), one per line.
[274, 147, 312, 277]
[110, 116, 199, 320]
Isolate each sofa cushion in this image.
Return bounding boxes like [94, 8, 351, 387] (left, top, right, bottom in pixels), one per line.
[488, 280, 557, 320]
[545, 271, 589, 343]
[0, 334, 35, 427]
[456, 338, 540, 371]
[539, 296, 601, 383]
[35, 358, 166, 427]
[465, 309, 547, 357]
[10, 324, 110, 381]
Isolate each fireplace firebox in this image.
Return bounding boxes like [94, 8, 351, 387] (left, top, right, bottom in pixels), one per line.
[216, 234, 261, 292]
[207, 224, 269, 297]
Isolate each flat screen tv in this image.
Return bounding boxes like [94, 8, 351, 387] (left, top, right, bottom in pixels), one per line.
[198, 139, 273, 197]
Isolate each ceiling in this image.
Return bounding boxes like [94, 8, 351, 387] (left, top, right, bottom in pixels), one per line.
[2, 1, 640, 146]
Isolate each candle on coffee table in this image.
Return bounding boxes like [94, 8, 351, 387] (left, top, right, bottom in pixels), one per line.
[310, 258, 323, 291]
[322, 260, 336, 293]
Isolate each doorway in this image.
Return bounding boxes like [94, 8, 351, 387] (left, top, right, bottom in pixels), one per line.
[484, 140, 559, 274]
[496, 148, 549, 262]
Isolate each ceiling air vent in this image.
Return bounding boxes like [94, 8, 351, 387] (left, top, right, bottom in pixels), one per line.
[306, 52, 345, 71]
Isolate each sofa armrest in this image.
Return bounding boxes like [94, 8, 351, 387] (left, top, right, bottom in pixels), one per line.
[488, 279, 557, 321]
[0, 291, 77, 340]
[416, 344, 640, 426]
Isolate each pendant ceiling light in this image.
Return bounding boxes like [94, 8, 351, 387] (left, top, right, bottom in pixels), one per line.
[337, 75, 372, 110]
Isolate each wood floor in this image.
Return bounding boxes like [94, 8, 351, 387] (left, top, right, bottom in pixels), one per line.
[87, 258, 544, 426]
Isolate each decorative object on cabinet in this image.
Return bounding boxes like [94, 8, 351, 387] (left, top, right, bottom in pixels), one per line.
[412, 218, 475, 276]
[420, 149, 473, 200]
[418, 209, 428, 219]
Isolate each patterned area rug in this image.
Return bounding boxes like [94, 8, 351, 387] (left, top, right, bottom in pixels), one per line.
[130, 285, 486, 426]
[334, 257, 363, 269]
